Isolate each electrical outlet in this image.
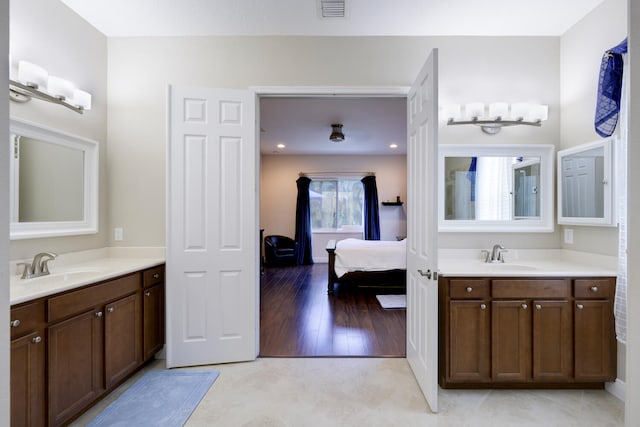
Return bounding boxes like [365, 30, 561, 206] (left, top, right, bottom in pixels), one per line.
[564, 228, 573, 245]
[114, 227, 124, 241]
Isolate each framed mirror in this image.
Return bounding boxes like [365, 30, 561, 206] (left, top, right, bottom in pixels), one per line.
[9, 118, 98, 239]
[557, 138, 615, 226]
[438, 144, 555, 232]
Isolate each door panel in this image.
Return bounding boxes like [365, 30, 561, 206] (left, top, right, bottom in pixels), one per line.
[406, 49, 439, 413]
[167, 86, 258, 368]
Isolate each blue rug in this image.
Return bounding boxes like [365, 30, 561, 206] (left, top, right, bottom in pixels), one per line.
[87, 370, 219, 427]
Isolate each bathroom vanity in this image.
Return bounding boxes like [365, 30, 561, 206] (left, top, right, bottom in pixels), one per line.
[438, 250, 617, 389]
[9, 252, 165, 427]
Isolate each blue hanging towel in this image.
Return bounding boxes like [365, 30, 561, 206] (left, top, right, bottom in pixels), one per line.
[466, 157, 477, 201]
[595, 38, 627, 137]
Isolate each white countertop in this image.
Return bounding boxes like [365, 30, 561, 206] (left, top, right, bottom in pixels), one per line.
[10, 247, 165, 305]
[438, 249, 617, 277]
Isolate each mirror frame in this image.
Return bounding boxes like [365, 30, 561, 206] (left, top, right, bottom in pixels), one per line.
[9, 118, 99, 240]
[557, 138, 615, 227]
[438, 144, 555, 232]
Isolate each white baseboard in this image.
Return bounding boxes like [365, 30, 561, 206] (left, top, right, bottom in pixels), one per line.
[313, 256, 328, 263]
[605, 378, 626, 401]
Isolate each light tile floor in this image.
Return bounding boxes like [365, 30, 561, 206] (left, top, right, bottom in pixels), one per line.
[73, 358, 624, 427]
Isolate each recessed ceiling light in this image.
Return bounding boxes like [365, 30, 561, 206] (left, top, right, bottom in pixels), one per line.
[276, 143, 286, 149]
[389, 143, 398, 149]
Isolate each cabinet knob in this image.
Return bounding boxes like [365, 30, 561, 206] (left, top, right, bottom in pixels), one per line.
[466, 287, 473, 293]
[480, 303, 487, 310]
[535, 304, 542, 310]
[96, 311, 103, 318]
[32, 336, 42, 344]
[576, 303, 584, 310]
[590, 286, 599, 292]
[145, 291, 151, 297]
[10, 319, 20, 328]
[107, 307, 114, 313]
[521, 303, 528, 310]
[153, 273, 160, 279]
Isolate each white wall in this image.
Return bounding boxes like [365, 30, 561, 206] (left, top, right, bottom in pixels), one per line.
[0, 0, 10, 422]
[260, 154, 407, 244]
[626, 1, 639, 424]
[559, 0, 627, 257]
[9, 0, 108, 260]
[108, 35, 561, 250]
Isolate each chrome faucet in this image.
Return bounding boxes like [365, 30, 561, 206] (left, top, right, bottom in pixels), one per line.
[482, 244, 507, 263]
[18, 252, 58, 279]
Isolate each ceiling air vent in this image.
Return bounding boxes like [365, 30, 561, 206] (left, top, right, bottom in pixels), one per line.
[318, 0, 348, 19]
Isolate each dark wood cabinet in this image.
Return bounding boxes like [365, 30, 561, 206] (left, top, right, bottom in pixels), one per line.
[105, 292, 142, 388]
[11, 331, 46, 427]
[491, 299, 531, 382]
[449, 300, 491, 382]
[143, 283, 165, 361]
[10, 300, 46, 427]
[574, 278, 616, 382]
[532, 300, 572, 381]
[48, 309, 104, 427]
[439, 276, 616, 388]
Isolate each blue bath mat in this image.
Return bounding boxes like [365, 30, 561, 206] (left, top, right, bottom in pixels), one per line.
[87, 370, 219, 426]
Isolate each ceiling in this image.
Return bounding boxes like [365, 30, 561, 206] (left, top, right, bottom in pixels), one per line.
[58, 0, 606, 156]
[260, 97, 406, 155]
[60, 0, 606, 38]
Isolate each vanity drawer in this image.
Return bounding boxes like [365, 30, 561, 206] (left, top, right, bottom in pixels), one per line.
[143, 265, 165, 288]
[574, 278, 615, 299]
[10, 299, 46, 339]
[492, 279, 571, 299]
[48, 273, 141, 322]
[449, 279, 490, 299]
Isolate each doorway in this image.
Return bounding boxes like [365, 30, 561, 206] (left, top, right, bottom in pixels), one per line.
[257, 92, 408, 357]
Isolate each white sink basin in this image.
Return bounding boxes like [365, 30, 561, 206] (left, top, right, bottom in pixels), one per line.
[479, 263, 538, 271]
[25, 269, 105, 284]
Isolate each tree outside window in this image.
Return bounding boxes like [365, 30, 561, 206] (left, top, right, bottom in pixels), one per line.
[310, 179, 364, 230]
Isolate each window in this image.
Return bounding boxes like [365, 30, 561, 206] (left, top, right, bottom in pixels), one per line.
[310, 179, 364, 230]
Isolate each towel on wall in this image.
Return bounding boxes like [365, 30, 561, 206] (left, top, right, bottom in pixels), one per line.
[594, 38, 627, 137]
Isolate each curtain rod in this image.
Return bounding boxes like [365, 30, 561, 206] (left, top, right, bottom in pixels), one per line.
[299, 171, 375, 178]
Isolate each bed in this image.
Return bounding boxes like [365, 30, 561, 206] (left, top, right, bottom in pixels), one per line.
[325, 238, 407, 294]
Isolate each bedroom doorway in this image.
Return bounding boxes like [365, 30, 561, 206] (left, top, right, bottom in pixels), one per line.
[257, 90, 408, 358]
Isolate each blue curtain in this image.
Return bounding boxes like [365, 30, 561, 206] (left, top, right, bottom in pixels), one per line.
[294, 176, 313, 265]
[361, 175, 381, 240]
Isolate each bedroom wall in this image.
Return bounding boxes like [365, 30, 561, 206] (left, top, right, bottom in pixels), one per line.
[107, 35, 562, 250]
[260, 154, 407, 244]
[558, 0, 626, 257]
[9, 0, 108, 260]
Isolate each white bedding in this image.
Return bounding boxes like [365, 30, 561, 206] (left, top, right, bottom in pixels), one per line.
[334, 238, 407, 278]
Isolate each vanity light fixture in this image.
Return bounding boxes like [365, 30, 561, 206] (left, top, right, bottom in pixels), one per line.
[9, 60, 92, 114]
[445, 102, 548, 135]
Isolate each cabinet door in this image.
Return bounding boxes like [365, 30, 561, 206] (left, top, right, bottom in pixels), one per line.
[49, 310, 104, 427]
[532, 300, 572, 381]
[143, 283, 165, 361]
[105, 293, 142, 388]
[492, 300, 531, 382]
[448, 300, 491, 382]
[574, 300, 616, 381]
[11, 331, 45, 427]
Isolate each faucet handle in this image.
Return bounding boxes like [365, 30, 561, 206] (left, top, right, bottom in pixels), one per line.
[497, 248, 508, 262]
[41, 258, 54, 274]
[17, 263, 33, 279]
[481, 249, 490, 263]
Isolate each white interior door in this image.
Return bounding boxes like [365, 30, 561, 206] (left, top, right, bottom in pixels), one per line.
[166, 85, 258, 368]
[406, 49, 439, 413]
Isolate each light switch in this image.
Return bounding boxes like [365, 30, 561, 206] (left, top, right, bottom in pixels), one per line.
[564, 228, 573, 245]
[114, 227, 124, 241]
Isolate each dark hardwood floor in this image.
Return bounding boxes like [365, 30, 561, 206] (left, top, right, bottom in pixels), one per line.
[260, 263, 406, 357]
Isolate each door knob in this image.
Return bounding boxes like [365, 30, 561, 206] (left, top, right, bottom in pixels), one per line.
[418, 269, 432, 279]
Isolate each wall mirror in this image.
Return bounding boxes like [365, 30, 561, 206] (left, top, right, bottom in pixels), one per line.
[557, 138, 615, 226]
[9, 118, 98, 239]
[438, 144, 555, 232]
